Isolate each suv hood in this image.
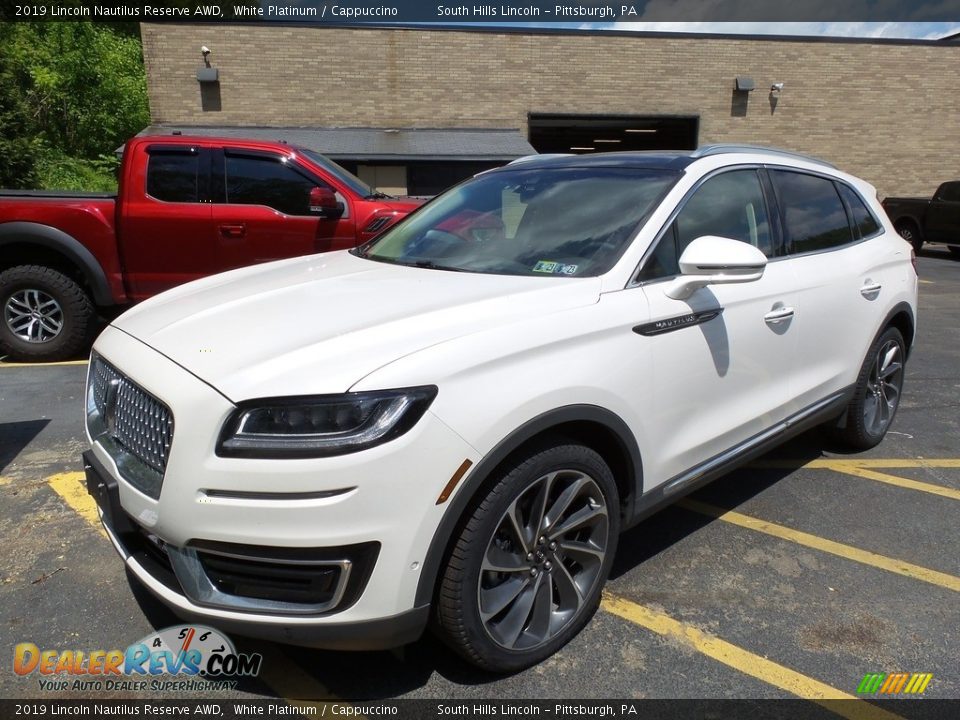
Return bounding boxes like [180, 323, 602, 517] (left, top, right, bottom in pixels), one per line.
[112, 251, 601, 402]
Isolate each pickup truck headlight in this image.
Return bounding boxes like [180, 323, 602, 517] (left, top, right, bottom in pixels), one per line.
[216, 387, 437, 458]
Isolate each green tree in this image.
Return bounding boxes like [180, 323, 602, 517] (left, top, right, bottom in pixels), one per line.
[0, 21, 150, 190]
[0, 23, 41, 188]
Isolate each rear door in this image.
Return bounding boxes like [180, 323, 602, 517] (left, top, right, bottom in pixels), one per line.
[210, 148, 355, 271]
[925, 182, 960, 244]
[769, 169, 894, 407]
[118, 144, 214, 299]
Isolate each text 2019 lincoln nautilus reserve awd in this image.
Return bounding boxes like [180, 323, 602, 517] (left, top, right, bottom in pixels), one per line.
[83, 146, 918, 671]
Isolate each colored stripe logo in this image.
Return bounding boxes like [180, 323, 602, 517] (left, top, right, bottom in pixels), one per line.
[857, 673, 933, 694]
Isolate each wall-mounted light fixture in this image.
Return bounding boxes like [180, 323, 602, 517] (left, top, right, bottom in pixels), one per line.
[770, 82, 785, 94]
[196, 46, 218, 83]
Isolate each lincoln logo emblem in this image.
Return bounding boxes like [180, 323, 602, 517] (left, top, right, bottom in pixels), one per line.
[104, 378, 122, 436]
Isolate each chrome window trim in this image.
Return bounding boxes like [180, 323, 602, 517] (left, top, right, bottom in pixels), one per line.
[627, 162, 886, 289]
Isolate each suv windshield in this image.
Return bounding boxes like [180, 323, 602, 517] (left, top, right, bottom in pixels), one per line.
[299, 148, 375, 198]
[355, 166, 678, 277]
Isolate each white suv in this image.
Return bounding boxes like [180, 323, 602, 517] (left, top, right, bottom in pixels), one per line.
[84, 146, 917, 671]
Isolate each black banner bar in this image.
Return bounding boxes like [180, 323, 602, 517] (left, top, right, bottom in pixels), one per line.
[2, 0, 960, 24]
[1, 699, 959, 720]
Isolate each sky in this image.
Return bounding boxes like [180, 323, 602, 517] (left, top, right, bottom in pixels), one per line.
[492, 22, 960, 39]
[602, 22, 960, 39]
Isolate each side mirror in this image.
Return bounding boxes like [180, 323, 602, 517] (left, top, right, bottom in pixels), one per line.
[665, 235, 767, 300]
[309, 186, 344, 218]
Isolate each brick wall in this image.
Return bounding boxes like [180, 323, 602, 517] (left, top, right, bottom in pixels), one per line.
[141, 24, 959, 197]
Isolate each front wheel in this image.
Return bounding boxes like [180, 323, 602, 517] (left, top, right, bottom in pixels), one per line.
[436, 442, 619, 672]
[828, 326, 906, 450]
[0, 265, 96, 362]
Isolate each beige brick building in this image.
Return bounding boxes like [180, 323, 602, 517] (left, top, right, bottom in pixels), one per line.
[140, 23, 959, 197]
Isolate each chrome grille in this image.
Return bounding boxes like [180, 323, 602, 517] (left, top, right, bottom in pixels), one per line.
[90, 356, 174, 478]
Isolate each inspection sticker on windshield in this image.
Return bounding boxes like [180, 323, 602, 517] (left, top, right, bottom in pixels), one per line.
[533, 260, 578, 275]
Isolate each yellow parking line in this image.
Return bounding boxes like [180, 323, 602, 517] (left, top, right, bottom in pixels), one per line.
[0, 476, 11, 487]
[750, 458, 960, 469]
[43, 471, 348, 706]
[601, 593, 902, 719]
[0, 359, 89, 368]
[47, 472, 104, 537]
[918, 279, 934, 284]
[825, 464, 960, 501]
[678, 499, 960, 593]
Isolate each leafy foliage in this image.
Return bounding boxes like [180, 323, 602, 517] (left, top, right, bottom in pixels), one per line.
[0, 22, 149, 190]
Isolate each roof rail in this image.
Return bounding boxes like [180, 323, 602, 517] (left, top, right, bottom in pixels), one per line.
[508, 153, 573, 165]
[691, 144, 836, 169]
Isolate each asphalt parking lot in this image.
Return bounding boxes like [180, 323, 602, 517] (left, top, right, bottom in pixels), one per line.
[1, 247, 957, 709]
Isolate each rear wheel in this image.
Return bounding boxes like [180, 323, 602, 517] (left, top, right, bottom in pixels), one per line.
[949, 246, 960, 258]
[828, 326, 906, 450]
[0, 265, 96, 361]
[436, 442, 619, 672]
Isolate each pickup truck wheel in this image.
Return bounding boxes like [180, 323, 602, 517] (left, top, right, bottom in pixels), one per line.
[828, 326, 906, 450]
[436, 442, 619, 671]
[895, 222, 923, 253]
[0, 265, 95, 362]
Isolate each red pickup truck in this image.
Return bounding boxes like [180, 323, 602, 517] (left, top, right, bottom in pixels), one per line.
[0, 136, 424, 361]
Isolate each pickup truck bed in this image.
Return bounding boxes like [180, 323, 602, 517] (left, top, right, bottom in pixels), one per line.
[0, 190, 116, 199]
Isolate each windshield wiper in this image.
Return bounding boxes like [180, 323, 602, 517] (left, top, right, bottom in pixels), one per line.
[411, 260, 467, 272]
[364, 191, 393, 200]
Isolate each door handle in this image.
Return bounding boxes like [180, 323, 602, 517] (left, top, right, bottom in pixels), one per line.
[219, 224, 246, 239]
[860, 282, 882, 297]
[764, 307, 795, 324]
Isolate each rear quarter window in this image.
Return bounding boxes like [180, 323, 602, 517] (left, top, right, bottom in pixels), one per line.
[771, 170, 852, 253]
[837, 184, 881, 239]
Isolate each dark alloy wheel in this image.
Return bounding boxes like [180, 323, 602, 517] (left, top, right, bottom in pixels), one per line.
[829, 326, 906, 450]
[437, 442, 619, 672]
[895, 222, 923, 254]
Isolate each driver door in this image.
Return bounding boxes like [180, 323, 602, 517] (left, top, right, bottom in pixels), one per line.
[211, 148, 355, 271]
[632, 169, 801, 486]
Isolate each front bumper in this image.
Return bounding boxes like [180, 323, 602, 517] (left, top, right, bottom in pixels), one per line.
[83, 326, 480, 648]
[85, 449, 428, 649]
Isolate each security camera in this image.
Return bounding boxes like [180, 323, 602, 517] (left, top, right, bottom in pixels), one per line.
[201, 46, 211, 55]
[771, 82, 784, 92]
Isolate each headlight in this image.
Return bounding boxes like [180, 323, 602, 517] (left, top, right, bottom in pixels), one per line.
[216, 386, 437, 458]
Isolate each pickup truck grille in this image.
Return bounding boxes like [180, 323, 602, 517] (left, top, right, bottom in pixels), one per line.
[89, 356, 174, 498]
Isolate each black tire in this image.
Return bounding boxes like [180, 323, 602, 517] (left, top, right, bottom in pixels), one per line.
[895, 221, 923, 254]
[828, 326, 906, 450]
[948, 246, 960, 258]
[0, 265, 96, 362]
[436, 441, 619, 672]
